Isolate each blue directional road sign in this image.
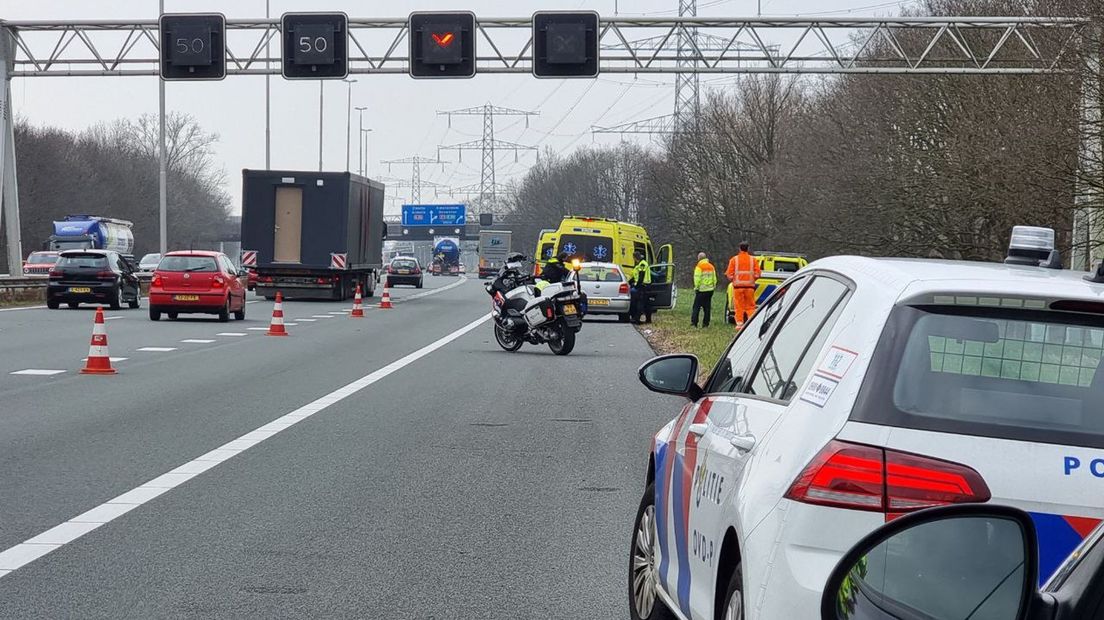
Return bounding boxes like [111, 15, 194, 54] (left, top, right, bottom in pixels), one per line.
[401, 204, 467, 227]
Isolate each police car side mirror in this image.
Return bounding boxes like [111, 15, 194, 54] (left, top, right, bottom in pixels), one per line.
[821, 504, 1039, 620]
[638, 354, 703, 401]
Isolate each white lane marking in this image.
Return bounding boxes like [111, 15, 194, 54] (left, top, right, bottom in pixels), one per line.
[396, 276, 468, 302]
[180, 339, 216, 344]
[0, 311, 491, 577]
[245, 300, 260, 305]
[246, 327, 269, 331]
[296, 318, 317, 322]
[137, 347, 177, 352]
[283, 322, 299, 327]
[104, 316, 123, 321]
[328, 311, 347, 315]
[0, 305, 47, 312]
[10, 369, 66, 376]
[311, 315, 334, 319]
[81, 357, 128, 363]
[216, 332, 248, 337]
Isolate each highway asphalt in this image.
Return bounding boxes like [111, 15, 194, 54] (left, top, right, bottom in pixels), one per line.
[0, 275, 680, 618]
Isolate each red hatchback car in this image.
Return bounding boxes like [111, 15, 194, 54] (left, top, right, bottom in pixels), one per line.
[148, 251, 247, 322]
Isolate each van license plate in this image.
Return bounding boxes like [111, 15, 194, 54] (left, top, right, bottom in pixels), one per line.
[174, 295, 200, 302]
[69, 287, 91, 294]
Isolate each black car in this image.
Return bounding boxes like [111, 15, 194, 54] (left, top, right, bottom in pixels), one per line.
[822, 503, 1104, 620]
[46, 249, 141, 310]
[386, 257, 424, 288]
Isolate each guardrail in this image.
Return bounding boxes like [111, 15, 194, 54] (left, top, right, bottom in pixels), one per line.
[0, 276, 47, 290]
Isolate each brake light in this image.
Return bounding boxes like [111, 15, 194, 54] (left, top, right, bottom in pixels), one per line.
[413, 267, 421, 274]
[212, 276, 225, 289]
[48, 269, 62, 279]
[387, 266, 393, 274]
[152, 274, 163, 287]
[96, 270, 115, 280]
[619, 282, 630, 295]
[784, 440, 990, 518]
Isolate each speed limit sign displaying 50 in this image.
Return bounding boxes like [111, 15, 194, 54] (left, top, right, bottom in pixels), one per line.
[281, 12, 349, 79]
[159, 13, 226, 81]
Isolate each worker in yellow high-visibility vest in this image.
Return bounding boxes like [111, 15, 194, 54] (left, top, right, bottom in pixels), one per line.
[691, 252, 717, 328]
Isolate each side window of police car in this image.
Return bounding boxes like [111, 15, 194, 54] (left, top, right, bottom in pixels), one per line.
[747, 276, 850, 401]
[706, 278, 805, 394]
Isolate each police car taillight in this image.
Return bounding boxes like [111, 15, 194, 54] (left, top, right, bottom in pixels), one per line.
[1005, 225, 1062, 269]
[784, 440, 991, 517]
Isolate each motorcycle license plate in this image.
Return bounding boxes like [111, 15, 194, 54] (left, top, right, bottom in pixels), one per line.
[69, 287, 91, 293]
[563, 304, 577, 315]
[174, 295, 200, 302]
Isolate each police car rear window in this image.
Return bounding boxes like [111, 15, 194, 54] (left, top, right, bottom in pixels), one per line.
[854, 305, 1104, 449]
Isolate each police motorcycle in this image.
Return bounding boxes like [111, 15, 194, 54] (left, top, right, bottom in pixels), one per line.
[485, 253, 586, 356]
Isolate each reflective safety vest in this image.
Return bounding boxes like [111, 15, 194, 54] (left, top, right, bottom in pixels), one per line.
[693, 259, 717, 292]
[634, 259, 652, 286]
[726, 251, 760, 289]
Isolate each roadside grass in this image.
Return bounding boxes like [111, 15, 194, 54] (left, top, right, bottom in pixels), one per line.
[0, 287, 44, 308]
[637, 290, 734, 380]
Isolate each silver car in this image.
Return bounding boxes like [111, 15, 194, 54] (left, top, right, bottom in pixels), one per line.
[576, 262, 631, 322]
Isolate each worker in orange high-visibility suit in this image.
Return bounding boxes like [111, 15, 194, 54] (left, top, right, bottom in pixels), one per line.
[725, 241, 761, 329]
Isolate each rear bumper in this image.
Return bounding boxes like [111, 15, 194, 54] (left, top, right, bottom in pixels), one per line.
[47, 282, 117, 302]
[149, 291, 227, 312]
[386, 275, 421, 286]
[583, 297, 630, 314]
[255, 284, 335, 300]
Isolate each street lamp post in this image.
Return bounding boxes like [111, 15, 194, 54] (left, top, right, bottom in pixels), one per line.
[317, 81, 324, 172]
[265, 0, 271, 169]
[343, 78, 357, 172]
[355, 106, 368, 175]
[361, 128, 374, 177]
[158, 0, 167, 253]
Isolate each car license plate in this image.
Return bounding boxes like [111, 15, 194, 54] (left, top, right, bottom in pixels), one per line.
[173, 295, 200, 302]
[563, 304, 577, 315]
[69, 287, 91, 293]
[398, 269, 410, 274]
[589, 298, 610, 306]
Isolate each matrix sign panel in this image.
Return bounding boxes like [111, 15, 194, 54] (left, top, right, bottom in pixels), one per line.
[159, 13, 226, 80]
[408, 12, 476, 79]
[282, 12, 349, 79]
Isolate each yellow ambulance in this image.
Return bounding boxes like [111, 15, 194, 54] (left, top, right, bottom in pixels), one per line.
[534, 216, 676, 310]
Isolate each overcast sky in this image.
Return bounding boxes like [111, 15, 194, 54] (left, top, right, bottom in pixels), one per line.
[2, 0, 918, 213]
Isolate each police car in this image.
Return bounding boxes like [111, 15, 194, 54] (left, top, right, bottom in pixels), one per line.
[630, 227, 1104, 620]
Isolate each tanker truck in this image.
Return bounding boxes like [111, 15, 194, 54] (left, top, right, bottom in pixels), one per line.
[430, 237, 461, 276]
[47, 215, 135, 254]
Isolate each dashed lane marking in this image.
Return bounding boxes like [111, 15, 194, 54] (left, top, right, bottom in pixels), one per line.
[137, 347, 177, 353]
[81, 357, 128, 363]
[246, 327, 269, 331]
[10, 369, 66, 376]
[311, 315, 334, 319]
[0, 311, 492, 578]
[180, 339, 216, 344]
[216, 333, 248, 337]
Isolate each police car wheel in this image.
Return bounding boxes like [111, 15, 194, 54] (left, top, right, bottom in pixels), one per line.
[629, 484, 676, 620]
[720, 563, 744, 620]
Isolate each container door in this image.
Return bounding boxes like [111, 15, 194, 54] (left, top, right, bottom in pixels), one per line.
[650, 243, 677, 310]
[274, 187, 303, 263]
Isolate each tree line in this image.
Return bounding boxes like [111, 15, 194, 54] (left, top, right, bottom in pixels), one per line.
[1, 112, 231, 270]
[504, 0, 1103, 279]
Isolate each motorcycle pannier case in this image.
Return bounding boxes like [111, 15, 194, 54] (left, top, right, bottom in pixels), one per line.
[524, 298, 556, 328]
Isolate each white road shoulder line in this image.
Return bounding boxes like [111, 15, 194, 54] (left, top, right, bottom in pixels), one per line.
[296, 318, 317, 322]
[0, 311, 491, 577]
[10, 369, 66, 376]
[216, 332, 248, 337]
[0, 305, 47, 312]
[246, 327, 269, 331]
[137, 347, 177, 352]
[180, 339, 216, 344]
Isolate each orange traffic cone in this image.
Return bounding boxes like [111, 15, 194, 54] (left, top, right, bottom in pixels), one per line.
[80, 307, 117, 375]
[350, 283, 365, 318]
[267, 291, 289, 336]
[379, 284, 393, 309]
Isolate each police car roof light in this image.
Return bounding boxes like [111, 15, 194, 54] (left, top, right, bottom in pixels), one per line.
[1005, 226, 1062, 269]
[1086, 260, 1104, 284]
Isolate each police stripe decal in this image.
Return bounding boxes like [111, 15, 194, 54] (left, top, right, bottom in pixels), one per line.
[1030, 512, 1103, 584]
[657, 404, 693, 592]
[675, 400, 712, 615]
